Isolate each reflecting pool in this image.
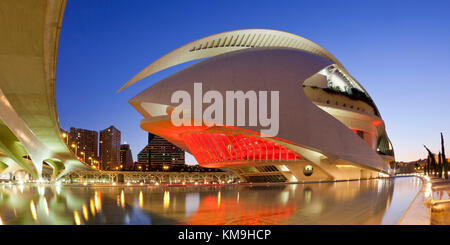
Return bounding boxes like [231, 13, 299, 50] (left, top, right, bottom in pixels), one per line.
[0, 177, 422, 225]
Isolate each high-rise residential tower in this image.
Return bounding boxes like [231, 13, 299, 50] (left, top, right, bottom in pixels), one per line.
[99, 126, 121, 170]
[68, 127, 98, 163]
[120, 144, 134, 170]
[137, 133, 184, 171]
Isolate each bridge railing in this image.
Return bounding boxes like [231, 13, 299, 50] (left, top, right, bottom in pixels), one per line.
[63, 170, 240, 184]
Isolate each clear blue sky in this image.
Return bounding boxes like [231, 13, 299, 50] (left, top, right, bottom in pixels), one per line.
[56, 0, 450, 163]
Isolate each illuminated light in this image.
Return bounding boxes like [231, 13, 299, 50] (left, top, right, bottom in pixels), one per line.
[55, 184, 61, 195]
[83, 182, 88, 186]
[140, 182, 144, 186]
[127, 182, 130, 186]
[182, 132, 302, 167]
[90, 199, 96, 216]
[0, 216, 3, 225]
[30, 200, 38, 221]
[116, 195, 121, 206]
[94, 191, 102, 212]
[425, 189, 432, 198]
[336, 165, 357, 168]
[139, 191, 144, 208]
[217, 191, 221, 206]
[372, 120, 383, 126]
[43, 198, 49, 216]
[378, 172, 389, 178]
[120, 190, 126, 208]
[112, 182, 116, 186]
[427, 183, 432, 188]
[82, 204, 89, 221]
[163, 191, 170, 209]
[74, 211, 81, 225]
[195, 182, 198, 185]
[155, 182, 159, 186]
[163, 165, 169, 170]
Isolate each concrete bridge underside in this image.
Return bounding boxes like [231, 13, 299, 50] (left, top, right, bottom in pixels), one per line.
[0, 0, 92, 180]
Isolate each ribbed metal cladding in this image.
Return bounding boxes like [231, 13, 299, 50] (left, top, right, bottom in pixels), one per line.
[182, 132, 301, 165]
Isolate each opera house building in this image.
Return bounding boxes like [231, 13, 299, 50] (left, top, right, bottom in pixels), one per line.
[121, 29, 395, 183]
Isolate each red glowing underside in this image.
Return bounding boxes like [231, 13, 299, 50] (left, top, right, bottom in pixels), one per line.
[182, 132, 302, 167]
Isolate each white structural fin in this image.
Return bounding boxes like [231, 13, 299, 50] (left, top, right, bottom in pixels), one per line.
[118, 29, 354, 93]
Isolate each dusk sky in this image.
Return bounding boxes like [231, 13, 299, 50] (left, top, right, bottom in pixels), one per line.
[56, 0, 450, 163]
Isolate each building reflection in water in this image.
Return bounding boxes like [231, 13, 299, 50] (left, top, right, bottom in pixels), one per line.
[0, 177, 421, 225]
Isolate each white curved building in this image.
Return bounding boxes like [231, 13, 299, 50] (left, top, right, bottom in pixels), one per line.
[125, 29, 395, 182]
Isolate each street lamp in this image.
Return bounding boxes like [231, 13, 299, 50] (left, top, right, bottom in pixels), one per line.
[71, 143, 77, 156]
[92, 160, 99, 170]
[80, 152, 85, 162]
[61, 132, 68, 145]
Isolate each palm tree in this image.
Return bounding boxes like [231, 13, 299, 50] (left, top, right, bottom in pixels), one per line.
[441, 133, 448, 179]
[424, 145, 437, 177]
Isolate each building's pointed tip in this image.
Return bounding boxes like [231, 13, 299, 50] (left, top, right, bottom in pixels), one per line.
[116, 86, 126, 94]
[117, 79, 136, 94]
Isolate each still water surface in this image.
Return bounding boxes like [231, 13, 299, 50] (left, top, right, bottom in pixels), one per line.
[0, 177, 422, 225]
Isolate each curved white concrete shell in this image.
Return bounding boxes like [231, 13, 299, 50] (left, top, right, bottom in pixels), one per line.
[119, 29, 367, 95]
[125, 30, 395, 182]
[0, 0, 92, 180]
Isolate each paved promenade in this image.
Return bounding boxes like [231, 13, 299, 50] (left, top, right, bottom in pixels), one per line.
[428, 178, 450, 224]
[399, 174, 450, 225]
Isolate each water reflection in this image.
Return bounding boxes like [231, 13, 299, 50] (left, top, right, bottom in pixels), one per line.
[0, 177, 421, 225]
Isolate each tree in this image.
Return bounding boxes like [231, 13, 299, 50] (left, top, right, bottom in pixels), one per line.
[424, 145, 437, 177]
[442, 133, 448, 179]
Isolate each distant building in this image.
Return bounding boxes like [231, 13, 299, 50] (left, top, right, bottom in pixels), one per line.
[120, 144, 134, 170]
[99, 126, 121, 170]
[68, 127, 98, 163]
[137, 133, 184, 171]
